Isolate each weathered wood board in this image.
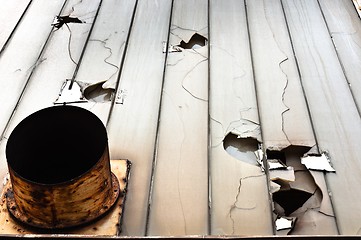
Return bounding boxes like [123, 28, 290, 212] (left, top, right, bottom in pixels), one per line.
[147, 0, 209, 236]
[209, 0, 273, 235]
[282, 0, 361, 235]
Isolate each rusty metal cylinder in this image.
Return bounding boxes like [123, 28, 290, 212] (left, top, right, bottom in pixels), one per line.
[5, 105, 119, 229]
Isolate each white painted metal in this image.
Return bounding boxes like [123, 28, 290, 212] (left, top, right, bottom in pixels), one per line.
[209, 0, 273, 235]
[318, 0, 361, 114]
[105, 0, 172, 235]
[0, 0, 65, 137]
[0, 0, 31, 52]
[147, 0, 209, 236]
[283, 0, 361, 234]
[71, 0, 137, 124]
[247, 0, 316, 151]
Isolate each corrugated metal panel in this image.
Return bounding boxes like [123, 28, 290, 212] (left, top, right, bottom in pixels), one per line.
[209, 0, 272, 235]
[282, 0, 361, 235]
[0, 0, 360, 237]
[147, 0, 208, 235]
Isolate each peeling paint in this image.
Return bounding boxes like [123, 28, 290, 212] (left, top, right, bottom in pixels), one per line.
[268, 146, 338, 235]
[254, 149, 264, 166]
[270, 181, 281, 194]
[259, 142, 335, 238]
[309, 170, 334, 217]
[269, 167, 295, 182]
[289, 171, 318, 194]
[54, 79, 86, 104]
[226, 119, 262, 143]
[54, 79, 115, 104]
[273, 188, 313, 216]
[268, 159, 287, 170]
[301, 153, 335, 172]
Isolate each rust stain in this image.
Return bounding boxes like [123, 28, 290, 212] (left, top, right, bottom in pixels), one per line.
[6, 146, 120, 229]
[4, 106, 120, 229]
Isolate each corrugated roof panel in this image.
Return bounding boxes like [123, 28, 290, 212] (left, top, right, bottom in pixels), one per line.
[0, 0, 361, 237]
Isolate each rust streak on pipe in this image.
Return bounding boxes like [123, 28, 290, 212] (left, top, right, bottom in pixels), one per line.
[5, 106, 119, 229]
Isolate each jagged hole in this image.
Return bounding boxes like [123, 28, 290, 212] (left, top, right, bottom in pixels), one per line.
[177, 33, 208, 50]
[273, 189, 313, 216]
[267, 149, 286, 165]
[52, 15, 83, 29]
[84, 82, 114, 103]
[223, 133, 259, 165]
[269, 146, 320, 218]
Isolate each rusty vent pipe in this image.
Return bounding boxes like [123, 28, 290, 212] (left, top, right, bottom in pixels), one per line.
[5, 105, 119, 229]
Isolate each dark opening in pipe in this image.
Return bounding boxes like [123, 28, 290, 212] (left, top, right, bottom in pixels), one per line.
[6, 105, 107, 184]
[5, 106, 119, 229]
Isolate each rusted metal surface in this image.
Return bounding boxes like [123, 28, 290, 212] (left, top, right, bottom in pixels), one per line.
[5, 106, 119, 229]
[0, 159, 130, 235]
